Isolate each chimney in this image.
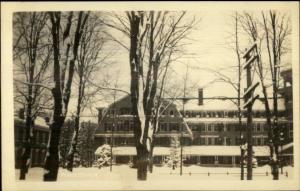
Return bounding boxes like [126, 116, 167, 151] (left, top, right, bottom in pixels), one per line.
[19, 108, 25, 119]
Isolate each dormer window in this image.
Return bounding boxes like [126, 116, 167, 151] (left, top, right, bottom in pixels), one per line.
[170, 110, 174, 116]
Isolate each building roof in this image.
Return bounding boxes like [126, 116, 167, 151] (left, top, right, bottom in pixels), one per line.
[14, 116, 49, 129]
[181, 98, 285, 111]
[185, 117, 291, 123]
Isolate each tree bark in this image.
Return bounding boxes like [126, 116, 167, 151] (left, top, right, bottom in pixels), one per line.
[44, 81, 65, 181]
[17, 12, 48, 180]
[66, 81, 82, 171]
[19, 115, 33, 180]
[44, 12, 88, 181]
[136, 144, 149, 180]
[19, 69, 34, 180]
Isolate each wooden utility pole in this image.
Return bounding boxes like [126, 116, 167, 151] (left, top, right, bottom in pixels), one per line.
[180, 66, 189, 176]
[243, 42, 259, 180]
[110, 90, 116, 172]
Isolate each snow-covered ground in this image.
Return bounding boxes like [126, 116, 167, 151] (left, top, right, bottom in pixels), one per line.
[14, 165, 296, 190]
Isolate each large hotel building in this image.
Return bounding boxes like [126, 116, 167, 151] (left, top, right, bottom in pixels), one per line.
[94, 70, 293, 166]
[13, 69, 293, 168]
[93, 69, 293, 167]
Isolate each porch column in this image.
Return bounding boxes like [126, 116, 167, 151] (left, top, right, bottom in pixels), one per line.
[214, 156, 218, 165]
[232, 156, 236, 167]
[130, 155, 133, 163]
[113, 155, 116, 164]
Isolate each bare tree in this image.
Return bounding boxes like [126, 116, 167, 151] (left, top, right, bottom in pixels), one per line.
[97, 11, 196, 180]
[13, 12, 52, 180]
[66, 13, 108, 171]
[239, 10, 290, 180]
[126, 11, 195, 180]
[261, 10, 291, 180]
[44, 11, 89, 181]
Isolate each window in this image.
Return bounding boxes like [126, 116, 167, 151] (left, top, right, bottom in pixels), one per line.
[42, 132, 46, 144]
[207, 137, 212, 145]
[159, 123, 168, 132]
[169, 110, 174, 116]
[263, 124, 268, 132]
[214, 137, 219, 145]
[104, 123, 112, 131]
[35, 131, 39, 144]
[207, 124, 212, 132]
[257, 138, 262, 145]
[256, 124, 261, 132]
[235, 137, 240, 145]
[200, 137, 206, 145]
[33, 131, 37, 144]
[124, 121, 129, 131]
[194, 138, 201, 145]
[216, 123, 223, 132]
[225, 126, 231, 132]
[170, 123, 179, 131]
[109, 109, 116, 116]
[289, 124, 293, 139]
[201, 124, 206, 132]
[120, 108, 130, 115]
[263, 138, 268, 145]
[226, 137, 231, 145]
[186, 111, 190, 117]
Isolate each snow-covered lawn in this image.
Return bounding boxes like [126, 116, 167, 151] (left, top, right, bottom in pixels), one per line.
[12, 165, 297, 190]
[16, 165, 293, 182]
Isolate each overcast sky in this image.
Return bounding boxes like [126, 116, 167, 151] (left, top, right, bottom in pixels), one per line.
[68, 8, 292, 122]
[9, 3, 293, 121]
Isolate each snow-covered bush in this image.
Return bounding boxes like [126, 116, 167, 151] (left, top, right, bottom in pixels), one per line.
[164, 136, 183, 169]
[94, 144, 111, 168]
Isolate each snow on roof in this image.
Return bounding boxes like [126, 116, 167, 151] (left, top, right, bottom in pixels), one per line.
[185, 117, 290, 123]
[14, 116, 49, 129]
[35, 116, 49, 128]
[183, 146, 270, 156]
[280, 142, 293, 152]
[181, 99, 285, 111]
[94, 144, 111, 155]
[112, 147, 136, 156]
[103, 146, 270, 156]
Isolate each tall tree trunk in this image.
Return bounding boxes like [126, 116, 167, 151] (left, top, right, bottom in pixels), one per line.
[44, 87, 65, 181]
[44, 12, 88, 181]
[128, 12, 149, 180]
[271, 12, 279, 180]
[136, 144, 149, 180]
[44, 12, 63, 181]
[66, 78, 83, 171]
[19, 108, 33, 180]
[19, 43, 36, 180]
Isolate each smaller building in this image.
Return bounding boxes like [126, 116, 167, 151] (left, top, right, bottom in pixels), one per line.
[14, 116, 49, 168]
[278, 68, 293, 119]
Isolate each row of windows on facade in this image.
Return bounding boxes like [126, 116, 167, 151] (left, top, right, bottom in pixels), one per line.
[15, 147, 46, 167]
[103, 121, 292, 133]
[103, 108, 287, 118]
[100, 136, 271, 146]
[15, 129, 49, 145]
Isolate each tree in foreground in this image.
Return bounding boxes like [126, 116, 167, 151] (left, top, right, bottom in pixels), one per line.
[125, 11, 195, 180]
[13, 12, 52, 180]
[44, 11, 89, 181]
[65, 12, 107, 172]
[239, 10, 290, 180]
